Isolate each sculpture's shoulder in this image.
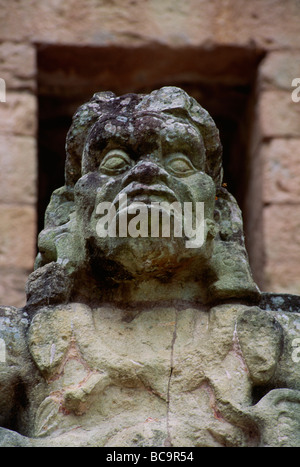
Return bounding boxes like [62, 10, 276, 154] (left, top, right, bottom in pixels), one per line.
[0, 306, 29, 427]
[0, 306, 31, 378]
[259, 294, 300, 390]
[0, 305, 29, 346]
[236, 295, 300, 447]
[210, 300, 300, 389]
[211, 300, 300, 447]
[0, 306, 43, 431]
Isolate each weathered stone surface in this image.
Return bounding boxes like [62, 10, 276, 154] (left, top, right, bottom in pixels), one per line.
[0, 135, 37, 204]
[0, 428, 33, 447]
[210, 0, 300, 49]
[260, 292, 300, 314]
[258, 90, 300, 138]
[0, 204, 36, 269]
[0, 42, 36, 92]
[264, 204, 300, 295]
[0, 86, 299, 447]
[262, 138, 300, 204]
[259, 51, 300, 91]
[0, 267, 27, 308]
[0, 306, 46, 439]
[1, 0, 300, 49]
[0, 93, 37, 136]
[1, 301, 299, 447]
[0, 0, 215, 44]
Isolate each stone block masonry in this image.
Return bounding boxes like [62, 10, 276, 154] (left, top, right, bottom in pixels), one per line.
[0, 40, 37, 307]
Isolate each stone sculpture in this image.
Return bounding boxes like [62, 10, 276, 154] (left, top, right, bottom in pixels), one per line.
[0, 86, 299, 447]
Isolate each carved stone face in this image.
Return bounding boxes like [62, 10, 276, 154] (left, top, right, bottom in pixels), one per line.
[32, 87, 259, 304]
[74, 111, 217, 279]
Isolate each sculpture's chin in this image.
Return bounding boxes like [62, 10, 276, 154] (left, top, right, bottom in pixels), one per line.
[89, 234, 210, 280]
[118, 238, 187, 276]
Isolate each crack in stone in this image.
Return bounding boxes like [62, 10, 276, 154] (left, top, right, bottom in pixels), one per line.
[165, 310, 178, 447]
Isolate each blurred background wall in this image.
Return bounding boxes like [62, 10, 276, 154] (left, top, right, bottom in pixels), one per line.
[0, 0, 300, 307]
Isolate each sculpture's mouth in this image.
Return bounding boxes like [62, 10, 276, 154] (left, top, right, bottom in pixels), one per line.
[113, 182, 179, 212]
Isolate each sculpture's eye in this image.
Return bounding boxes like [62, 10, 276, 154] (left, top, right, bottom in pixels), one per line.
[166, 154, 197, 177]
[99, 150, 133, 175]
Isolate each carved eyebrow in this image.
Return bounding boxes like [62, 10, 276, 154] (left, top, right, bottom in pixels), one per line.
[162, 131, 206, 169]
[88, 131, 131, 156]
[87, 118, 205, 169]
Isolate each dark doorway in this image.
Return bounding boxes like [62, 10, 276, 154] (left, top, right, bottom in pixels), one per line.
[37, 43, 264, 281]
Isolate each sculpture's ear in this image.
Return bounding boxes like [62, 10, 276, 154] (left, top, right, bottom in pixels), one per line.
[206, 187, 260, 304]
[26, 185, 80, 313]
[34, 185, 76, 269]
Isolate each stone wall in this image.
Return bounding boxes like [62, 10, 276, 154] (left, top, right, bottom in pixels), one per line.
[0, 41, 37, 307]
[1, 0, 300, 306]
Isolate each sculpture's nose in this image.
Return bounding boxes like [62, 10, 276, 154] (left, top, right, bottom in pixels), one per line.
[121, 159, 169, 187]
